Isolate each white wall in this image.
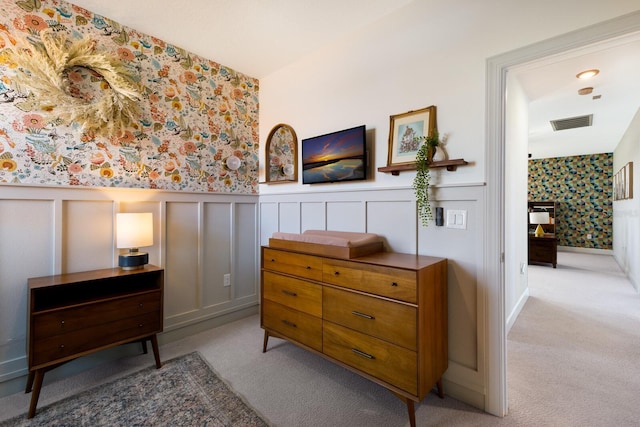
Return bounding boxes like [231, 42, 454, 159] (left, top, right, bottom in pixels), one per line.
[505, 74, 531, 331]
[613, 108, 640, 291]
[258, 0, 640, 413]
[0, 185, 259, 395]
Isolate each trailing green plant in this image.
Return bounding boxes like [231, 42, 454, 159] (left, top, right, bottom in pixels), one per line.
[413, 130, 439, 227]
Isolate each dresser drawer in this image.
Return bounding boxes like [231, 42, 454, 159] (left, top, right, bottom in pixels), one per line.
[323, 259, 416, 303]
[323, 321, 417, 395]
[323, 287, 416, 350]
[263, 248, 323, 281]
[32, 291, 161, 340]
[31, 311, 161, 368]
[262, 300, 322, 352]
[263, 271, 322, 317]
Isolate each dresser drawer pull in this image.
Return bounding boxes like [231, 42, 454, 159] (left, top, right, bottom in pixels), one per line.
[281, 290, 297, 297]
[306, 266, 311, 270]
[391, 282, 398, 287]
[281, 319, 297, 328]
[139, 323, 144, 327]
[60, 320, 65, 325]
[139, 303, 144, 308]
[351, 311, 374, 320]
[270, 258, 275, 262]
[59, 344, 65, 349]
[352, 348, 375, 359]
[333, 271, 340, 276]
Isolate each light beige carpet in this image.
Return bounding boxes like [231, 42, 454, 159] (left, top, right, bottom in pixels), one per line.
[2, 252, 638, 426]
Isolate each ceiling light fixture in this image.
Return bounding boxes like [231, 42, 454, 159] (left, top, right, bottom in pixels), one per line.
[576, 69, 599, 79]
[578, 87, 593, 95]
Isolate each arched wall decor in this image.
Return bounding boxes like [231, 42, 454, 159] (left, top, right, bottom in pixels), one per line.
[264, 123, 297, 183]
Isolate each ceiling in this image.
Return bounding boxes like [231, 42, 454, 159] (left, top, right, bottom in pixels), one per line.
[69, 0, 640, 160]
[514, 32, 640, 159]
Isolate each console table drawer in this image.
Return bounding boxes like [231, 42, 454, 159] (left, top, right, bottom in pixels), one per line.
[322, 259, 416, 303]
[262, 300, 322, 351]
[263, 248, 323, 281]
[263, 271, 322, 317]
[31, 311, 160, 368]
[323, 287, 416, 350]
[323, 321, 417, 395]
[32, 291, 161, 340]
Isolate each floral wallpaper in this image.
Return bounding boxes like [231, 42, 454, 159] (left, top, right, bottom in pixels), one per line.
[528, 153, 612, 249]
[0, 0, 259, 193]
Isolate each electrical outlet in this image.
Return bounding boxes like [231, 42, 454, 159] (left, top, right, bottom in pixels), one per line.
[587, 233, 593, 240]
[223, 273, 231, 287]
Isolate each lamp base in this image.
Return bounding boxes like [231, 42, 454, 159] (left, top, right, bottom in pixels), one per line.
[118, 251, 149, 270]
[534, 224, 544, 237]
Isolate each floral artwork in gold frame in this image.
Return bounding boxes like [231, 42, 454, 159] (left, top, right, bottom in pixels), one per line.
[386, 106, 437, 167]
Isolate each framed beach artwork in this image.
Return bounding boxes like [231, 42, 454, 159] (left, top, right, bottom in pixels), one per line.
[386, 106, 437, 167]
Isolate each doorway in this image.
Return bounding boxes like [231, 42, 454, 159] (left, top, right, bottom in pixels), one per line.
[485, 11, 640, 417]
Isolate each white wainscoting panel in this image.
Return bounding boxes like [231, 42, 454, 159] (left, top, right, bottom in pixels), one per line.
[278, 202, 300, 233]
[326, 201, 365, 232]
[234, 203, 259, 302]
[301, 201, 325, 231]
[62, 200, 114, 273]
[165, 202, 200, 318]
[203, 202, 232, 308]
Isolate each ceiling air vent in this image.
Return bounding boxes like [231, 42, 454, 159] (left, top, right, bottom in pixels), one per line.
[550, 114, 593, 131]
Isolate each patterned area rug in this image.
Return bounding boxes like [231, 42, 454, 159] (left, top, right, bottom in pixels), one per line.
[2, 352, 269, 426]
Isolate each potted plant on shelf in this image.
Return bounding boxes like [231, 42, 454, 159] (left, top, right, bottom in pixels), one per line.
[413, 130, 439, 227]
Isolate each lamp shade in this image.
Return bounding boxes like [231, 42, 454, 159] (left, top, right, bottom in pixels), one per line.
[529, 212, 549, 225]
[117, 212, 153, 249]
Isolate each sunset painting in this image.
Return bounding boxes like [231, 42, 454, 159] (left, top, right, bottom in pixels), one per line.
[302, 126, 366, 184]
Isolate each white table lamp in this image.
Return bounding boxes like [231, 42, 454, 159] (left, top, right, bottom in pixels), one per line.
[117, 212, 153, 269]
[529, 212, 550, 238]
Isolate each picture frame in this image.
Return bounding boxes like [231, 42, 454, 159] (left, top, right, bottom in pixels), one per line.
[386, 106, 437, 167]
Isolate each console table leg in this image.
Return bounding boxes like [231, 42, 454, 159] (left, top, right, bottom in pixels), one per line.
[25, 371, 35, 393]
[150, 335, 162, 369]
[27, 370, 44, 419]
[262, 331, 270, 353]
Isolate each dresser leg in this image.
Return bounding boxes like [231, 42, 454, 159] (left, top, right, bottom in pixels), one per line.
[405, 399, 416, 427]
[151, 335, 162, 368]
[436, 378, 444, 398]
[262, 331, 270, 353]
[27, 370, 44, 419]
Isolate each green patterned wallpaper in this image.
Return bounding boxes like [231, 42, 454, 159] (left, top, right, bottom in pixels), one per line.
[528, 153, 612, 249]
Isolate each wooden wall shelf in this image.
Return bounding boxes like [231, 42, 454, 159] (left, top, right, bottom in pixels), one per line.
[378, 159, 468, 175]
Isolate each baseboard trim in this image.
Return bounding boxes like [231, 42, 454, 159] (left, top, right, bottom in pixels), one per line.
[506, 287, 530, 333]
[558, 246, 612, 255]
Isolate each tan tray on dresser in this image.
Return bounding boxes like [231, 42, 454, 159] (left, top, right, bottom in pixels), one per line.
[269, 229, 384, 259]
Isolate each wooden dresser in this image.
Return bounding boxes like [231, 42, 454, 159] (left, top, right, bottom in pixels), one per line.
[26, 265, 164, 418]
[261, 245, 447, 427]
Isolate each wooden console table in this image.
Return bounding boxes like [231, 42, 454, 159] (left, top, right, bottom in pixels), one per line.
[26, 265, 164, 418]
[528, 234, 557, 268]
[261, 244, 447, 427]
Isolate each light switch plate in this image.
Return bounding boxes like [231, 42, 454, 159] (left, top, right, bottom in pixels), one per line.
[446, 209, 467, 229]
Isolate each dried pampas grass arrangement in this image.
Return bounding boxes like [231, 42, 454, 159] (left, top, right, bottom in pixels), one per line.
[6, 29, 141, 136]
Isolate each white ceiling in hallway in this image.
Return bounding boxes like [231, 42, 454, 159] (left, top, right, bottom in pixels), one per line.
[514, 32, 640, 160]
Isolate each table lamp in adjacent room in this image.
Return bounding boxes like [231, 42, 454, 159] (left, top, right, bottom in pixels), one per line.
[117, 212, 153, 270]
[529, 211, 550, 238]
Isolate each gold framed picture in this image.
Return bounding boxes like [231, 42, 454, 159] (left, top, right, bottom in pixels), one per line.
[386, 106, 437, 167]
